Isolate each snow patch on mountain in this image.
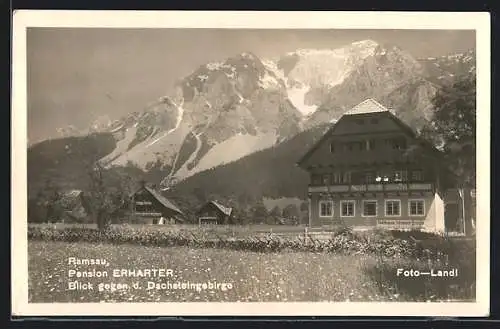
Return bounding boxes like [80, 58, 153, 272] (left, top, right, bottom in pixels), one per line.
[102, 96, 189, 169]
[176, 132, 278, 180]
[89, 115, 113, 132]
[110, 125, 190, 170]
[56, 125, 80, 138]
[262, 59, 286, 81]
[109, 124, 124, 133]
[146, 101, 184, 148]
[285, 40, 378, 88]
[258, 71, 281, 89]
[206, 62, 229, 71]
[286, 84, 317, 115]
[258, 40, 380, 116]
[100, 126, 138, 165]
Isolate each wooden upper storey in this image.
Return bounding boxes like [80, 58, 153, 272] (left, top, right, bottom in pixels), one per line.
[297, 99, 441, 170]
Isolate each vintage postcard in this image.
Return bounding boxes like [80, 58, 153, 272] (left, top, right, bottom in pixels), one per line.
[12, 10, 490, 317]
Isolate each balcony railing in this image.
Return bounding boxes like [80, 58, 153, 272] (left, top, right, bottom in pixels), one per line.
[308, 182, 433, 193]
[134, 211, 162, 217]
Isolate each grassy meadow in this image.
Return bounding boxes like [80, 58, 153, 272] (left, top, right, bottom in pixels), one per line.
[27, 223, 476, 303]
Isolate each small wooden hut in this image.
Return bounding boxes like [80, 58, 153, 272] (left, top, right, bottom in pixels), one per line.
[129, 182, 185, 224]
[196, 200, 233, 225]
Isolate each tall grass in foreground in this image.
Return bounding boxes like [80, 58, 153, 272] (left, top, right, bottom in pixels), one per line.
[27, 225, 476, 302]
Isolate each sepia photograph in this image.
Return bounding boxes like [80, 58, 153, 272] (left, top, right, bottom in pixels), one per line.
[11, 11, 490, 316]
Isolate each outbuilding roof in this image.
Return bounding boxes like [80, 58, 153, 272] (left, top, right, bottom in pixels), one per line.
[130, 184, 184, 215]
[210, 200, 233, 216]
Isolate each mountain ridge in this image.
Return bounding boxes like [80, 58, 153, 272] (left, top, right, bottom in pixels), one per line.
[30, 41, 476, 204]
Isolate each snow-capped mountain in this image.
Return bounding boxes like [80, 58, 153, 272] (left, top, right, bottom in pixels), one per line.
[48, 40, 475, 188]
[56, 125, 81, 139]
[262, 40, 380, 116]
[301, 43, 435, 129]
[98, 51, 302, 187]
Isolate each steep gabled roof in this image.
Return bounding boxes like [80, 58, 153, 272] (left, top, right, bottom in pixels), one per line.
[130, 184, 184, 216]
[296, 117, 344, 168]
[64, 189, 83, 198]
[198, 200, 233, 216]
[210, 200, 233, 216]
[383, 111, 443, 158]
[296, 98, 442, 168]
[59, 190, 85, 209]
[144, 186, 184, 215]
[343, 98, 391, 115]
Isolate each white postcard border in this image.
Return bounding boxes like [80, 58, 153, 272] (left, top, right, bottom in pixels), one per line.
[11, 10, 491, 317]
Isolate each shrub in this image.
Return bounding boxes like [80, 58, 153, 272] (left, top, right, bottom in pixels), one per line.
[27, 225, 475, 262]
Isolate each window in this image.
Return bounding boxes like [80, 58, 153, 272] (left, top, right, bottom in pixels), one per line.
[394, 171, 402, 182]
[409, 200, 425, 216]
[341, 201, 355, 217]
[342, 171, 352, 184]
[385, 137, 407, 150]
[353, 141, 363, 151]
[385, 200, 401, 217]
[411, 170, 424, 182]
[135, 201, 152, 205]
[365, 171, 375, 184]
[355, 119, 365, 125]
[352, 171, 367, 184]
[393, 138, 407, 150]
[366, 139, 376, 151]
[319, 200, 333, 217]
[393, 170, 407, 182]
[135, 200, 155, 213]
[370, 118, 379, 124]
[402, 170, 408, 182]
[343, 143, 353, 152]
[376, 171, 390, 183]
[362, 200, 377, 217]
[332, 172, 342, 184]
[343, 142, 363, 152]
[321, 174, 331, 185]
[330, 143, 335, 153]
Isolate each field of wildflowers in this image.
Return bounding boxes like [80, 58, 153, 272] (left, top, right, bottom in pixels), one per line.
[27, 224, 476, 303]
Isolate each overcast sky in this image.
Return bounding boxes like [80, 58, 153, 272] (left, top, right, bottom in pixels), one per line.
[27, 28, 475, 143]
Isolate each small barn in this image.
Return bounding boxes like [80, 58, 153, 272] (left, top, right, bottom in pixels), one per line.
[59, 190, 89, 223]
[28, 189, 90, 223]
[196, 201, 233, 225]
[129, 183, 185, 224]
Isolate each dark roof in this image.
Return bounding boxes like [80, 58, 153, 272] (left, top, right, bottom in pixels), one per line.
[59, 190, 84, 202]
[131, 185, 184, 215]
[296, 117, 345, 168]
[199, 200, 233, 216]
[297, 98, 443, 168]
[59, 190, 85, 209]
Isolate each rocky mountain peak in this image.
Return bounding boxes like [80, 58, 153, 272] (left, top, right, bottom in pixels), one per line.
[47, 41, 475, 189]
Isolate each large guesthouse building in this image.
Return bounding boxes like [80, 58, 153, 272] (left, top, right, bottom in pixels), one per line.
[297, 99, 459, 233]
